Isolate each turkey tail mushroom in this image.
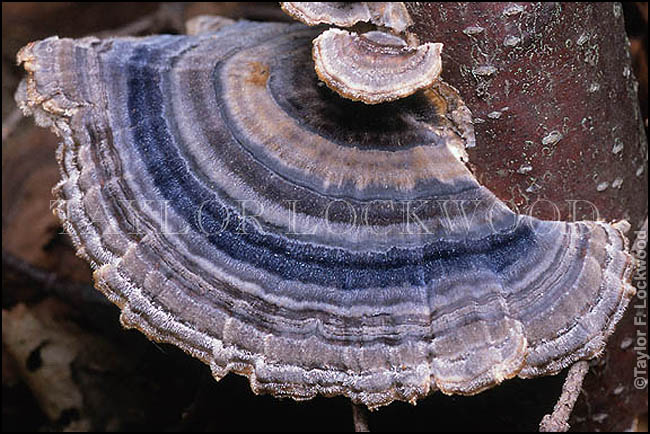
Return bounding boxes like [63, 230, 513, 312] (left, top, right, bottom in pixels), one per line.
[15, 20, 635, 409]
[281, 2, 441, 104]
[280, 2, 413, 33]
[313, 29, 443, 104]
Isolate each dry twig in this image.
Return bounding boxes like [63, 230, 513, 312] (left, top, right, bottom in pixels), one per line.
[351, 402, 370, 432]
[539, 361, 590, 432]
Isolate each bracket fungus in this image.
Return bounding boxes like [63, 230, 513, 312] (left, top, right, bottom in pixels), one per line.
[16, 19, 635, 409]
[280, 2, 412, 33]
[283, 1, 438, 104]
[313, 29, 443, 104]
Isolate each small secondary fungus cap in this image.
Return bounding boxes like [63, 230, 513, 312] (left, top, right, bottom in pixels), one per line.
[281, 2, 413, 33]
[16, 20, 635, 409]
[313, 28, 443, 104]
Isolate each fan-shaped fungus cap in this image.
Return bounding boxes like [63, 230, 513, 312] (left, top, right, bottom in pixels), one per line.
[313, 28, 443, 104]
[281, 2, 412, 33]
[16, 21, 635, 408]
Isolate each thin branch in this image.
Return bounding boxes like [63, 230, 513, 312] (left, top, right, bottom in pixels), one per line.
[2, 248, 107, 305]
[539, 361, 590, 432]
[351, 402, 370, 432]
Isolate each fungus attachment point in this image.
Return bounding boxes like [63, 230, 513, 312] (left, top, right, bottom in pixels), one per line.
[280, 2, 412, 33]
[313, 28, 443, 104]
[16, 21, 635, 409]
